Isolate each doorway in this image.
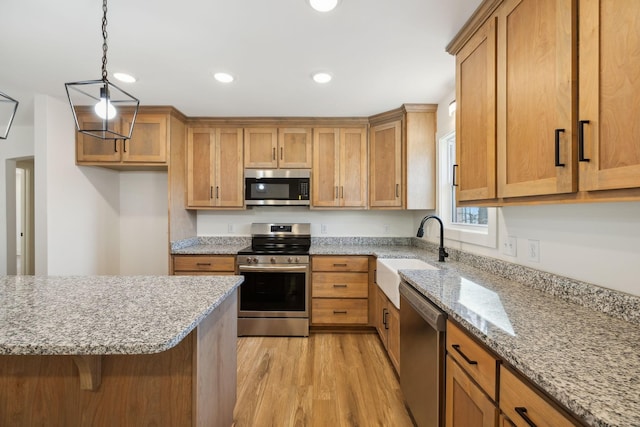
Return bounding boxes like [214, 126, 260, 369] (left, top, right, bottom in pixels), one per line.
[15, 158, 34, 275]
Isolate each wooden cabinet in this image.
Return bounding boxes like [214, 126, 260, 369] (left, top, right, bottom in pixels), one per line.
[496, 0, 576, 199]
[171, 255, 236, 275]
[244, 127, 312, 169]
[373, 285, 400, 374]
[445, 320, 500, 427]
[500, 366, 578, 427]
[76, 111, 170, 167]
[311, 256, 369, 325]
[446, 354, 498, 427]
[186, 127, 244, 209]
[368, 104, 437, 209]
[312, 127, 367, 208]
[578, 0, 640, 192]
[455, 17, 497, 202]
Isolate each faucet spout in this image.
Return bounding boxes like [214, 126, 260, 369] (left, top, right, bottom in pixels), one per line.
[416, 215, 449, 262]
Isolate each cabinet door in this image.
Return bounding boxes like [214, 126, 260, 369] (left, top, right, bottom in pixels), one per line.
[496, 0, 576, 198]
[187, 128, 216, 207]
[244, 128, 278, 168]
[278, 128, 312, 168]
[215, 128, 244, 207]
[76, 113, 122, 163]
[374, 286, 388, 347]
[386, 303, 400, 374]
[121, 114, 168, 163]
[312, 128, 340, 207]
[579, 0, 640, 191]
[340, 128, 367, 207]
[456, 18, 497, 202]
[370, 121, 402, 208]
[446, 355, 498, 427]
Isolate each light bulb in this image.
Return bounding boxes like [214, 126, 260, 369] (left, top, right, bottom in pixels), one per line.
[94, 97, 117, 120]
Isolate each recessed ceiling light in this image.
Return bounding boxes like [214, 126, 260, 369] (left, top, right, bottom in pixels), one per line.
[214, 72, 234, 83]
[309, 0, 339, 12]
[113, 72, 136, 83]
[312, 72, 333, 84]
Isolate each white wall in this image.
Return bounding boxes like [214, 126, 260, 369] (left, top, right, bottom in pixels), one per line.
[198, 207, 416, 237]
[423, 91, 640, 297]
[119, 171, 168, 274]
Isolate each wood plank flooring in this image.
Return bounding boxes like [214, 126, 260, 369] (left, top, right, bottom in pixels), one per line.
[233, 332, 415, 427]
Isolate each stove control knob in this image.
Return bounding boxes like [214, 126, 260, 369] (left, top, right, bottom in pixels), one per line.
[246, 257, 252, 264]
[252, 257, 259, 264]
[288, 257, 293, 263]
[295, 257, 300, 263]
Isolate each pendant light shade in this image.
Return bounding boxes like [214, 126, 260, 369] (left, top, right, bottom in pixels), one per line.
[0, 91, 19, 140]
[65, 0, 139, 141]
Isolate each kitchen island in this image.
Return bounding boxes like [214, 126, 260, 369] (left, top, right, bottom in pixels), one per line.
[0, 275, 242, 426]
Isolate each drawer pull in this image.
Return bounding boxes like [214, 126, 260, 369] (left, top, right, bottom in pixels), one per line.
[196, 262, 212, 266]
[451, 344, 478, 365]
[333, 263, 347, 267]
[333, 310, 348, 314]
[515, 407, 537, 427]
[333, 284, 348, 288]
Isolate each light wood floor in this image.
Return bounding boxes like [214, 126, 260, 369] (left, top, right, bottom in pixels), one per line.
[233, 332, 415, 427]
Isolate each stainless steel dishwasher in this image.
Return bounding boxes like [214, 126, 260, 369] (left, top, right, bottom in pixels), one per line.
[399, 280, 447, 427]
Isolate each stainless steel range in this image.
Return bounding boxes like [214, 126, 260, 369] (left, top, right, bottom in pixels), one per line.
[236, 223, 311, 337]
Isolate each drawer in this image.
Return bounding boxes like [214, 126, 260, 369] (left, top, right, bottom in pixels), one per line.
[172, 255, 236, 273]
[312, 256, 369, 272]
[446, 320, 499, 400]
[312, 298, 368, 324]
[500, 366, 578, 427]
[312, 272, 368, 298]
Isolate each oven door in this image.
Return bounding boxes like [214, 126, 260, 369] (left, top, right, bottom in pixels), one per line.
[237, 264, 309, 318]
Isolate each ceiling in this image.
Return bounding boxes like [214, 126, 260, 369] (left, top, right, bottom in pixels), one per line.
[1, 0, 481, 126]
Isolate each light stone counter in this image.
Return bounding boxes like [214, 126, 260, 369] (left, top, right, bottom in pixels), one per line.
[0, 275, 243, 355]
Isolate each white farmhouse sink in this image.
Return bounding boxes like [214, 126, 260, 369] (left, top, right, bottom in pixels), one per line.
[376, 258, 439, 309]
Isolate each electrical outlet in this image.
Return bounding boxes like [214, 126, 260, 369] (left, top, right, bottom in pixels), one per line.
[321, 224, 327, 234]
[527, 239, 540, 262]
[383, 224, 390, 234]
[502, 236, 517, 257]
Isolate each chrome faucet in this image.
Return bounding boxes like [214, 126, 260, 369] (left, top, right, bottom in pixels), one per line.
[417, 215, 449, 262]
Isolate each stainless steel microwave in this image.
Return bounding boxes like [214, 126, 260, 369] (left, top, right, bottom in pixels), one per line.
[244, 169, 310, 206]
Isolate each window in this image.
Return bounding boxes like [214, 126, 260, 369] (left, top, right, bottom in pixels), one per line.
[438, 131, 497, 248]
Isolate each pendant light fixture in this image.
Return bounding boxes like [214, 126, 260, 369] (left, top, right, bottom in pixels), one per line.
[0, 91, 19, 140]
[65, 0, 139, 141]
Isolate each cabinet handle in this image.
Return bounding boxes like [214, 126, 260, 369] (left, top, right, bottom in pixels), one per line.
[554, 128, 566, 167]
[340, 186, 344, 199]
[578, 120, 590, 162]
[215, 186, 219, 199]
[515, 407, 537, 427]
[333, 310, 348, 315]
[333, 263, 347, 267]
[452, 164, 459, 187]
[335, 186, 339, 199]
[123, 139, 127, 153]
[333, 284, 348, 288]
[395, 183, 400, 197]
[210, 186, 213, 199]
[272, 147, 276, 161]
[383, 308, 389, 329]
[114, 140, 118, 153]
[451, 344, 478, 365]
[196, 262, 212, 266]
[280, 147, 283, 160]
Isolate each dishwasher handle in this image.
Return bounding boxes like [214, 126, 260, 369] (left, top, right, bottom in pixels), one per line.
[399, 281, 446, 331]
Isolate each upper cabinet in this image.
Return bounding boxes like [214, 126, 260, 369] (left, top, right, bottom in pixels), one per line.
[578, 0, 640, 192]
[186, 127, 244, 209]
[76, 109, 173, 169]
[244, 127, 312, 169]
[312, 127, 367, 208]
[369, 105, 437, 210]
[449, 0, 640, 205]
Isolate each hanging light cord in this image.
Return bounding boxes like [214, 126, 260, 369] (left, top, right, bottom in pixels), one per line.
[101, 0, 109, 82]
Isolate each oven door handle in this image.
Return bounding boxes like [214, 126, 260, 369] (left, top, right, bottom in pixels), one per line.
[238, 265, 308, 273]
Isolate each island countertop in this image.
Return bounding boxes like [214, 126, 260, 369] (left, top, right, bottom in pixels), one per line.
[0, 275, 243, 356]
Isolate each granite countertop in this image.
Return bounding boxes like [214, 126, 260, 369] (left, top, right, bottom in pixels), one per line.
[0, 275, 243, 356]
[398, 261, 640, 427]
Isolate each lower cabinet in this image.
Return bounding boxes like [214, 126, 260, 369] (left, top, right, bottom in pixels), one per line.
[311, 256, 369, 326]
[374, 285, 400, 374]
[171, 255, 236, 275]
